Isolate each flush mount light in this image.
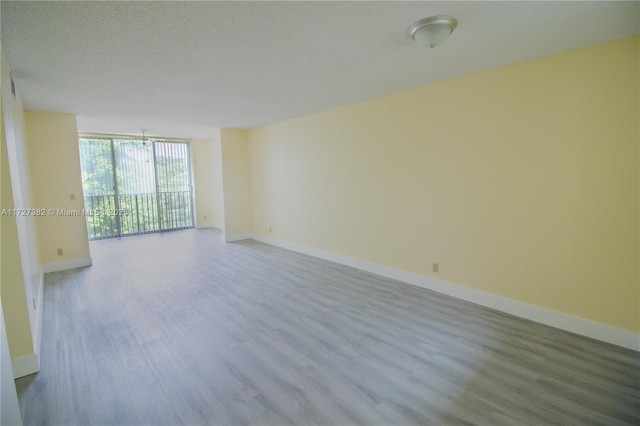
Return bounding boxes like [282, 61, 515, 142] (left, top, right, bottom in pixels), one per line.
[408, 16, 457, 48]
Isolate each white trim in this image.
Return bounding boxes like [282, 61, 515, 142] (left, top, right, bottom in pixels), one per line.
[196, 221, 216, 229]
[33, 269, 44, 357]
[251, 234, 640, 351]
[12, 353, 39, 379]
[224, 233, 252, 243]
[43, 256, 93, 273]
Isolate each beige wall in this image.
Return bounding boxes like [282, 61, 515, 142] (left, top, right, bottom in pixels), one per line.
[220, 129, 251, 237]
[192, 135, 225, 230]
[1, 95, 34, 360]
[26, 111, 90, 264]
[210, 136, 225, 231]
[249, 36, 639, 332]
[1, 48, 40, 363]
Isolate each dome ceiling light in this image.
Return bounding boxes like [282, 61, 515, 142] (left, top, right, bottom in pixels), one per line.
[408, 16, 458, 48]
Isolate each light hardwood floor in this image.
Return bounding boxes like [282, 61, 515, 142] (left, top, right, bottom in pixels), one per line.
[16, 228, 640, 425]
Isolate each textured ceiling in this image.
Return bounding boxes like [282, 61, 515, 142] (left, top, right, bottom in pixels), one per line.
[1, 1, 639, 138]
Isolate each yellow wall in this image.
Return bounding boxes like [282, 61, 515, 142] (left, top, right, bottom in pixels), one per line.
[26, 111, 90, 264]
[192, 135, 225, 230]
[210, 136, 225, 230]
[249, 36, 640, 332]
[1, 95, 35, 360]
[1, 49, 43, 347]
[1, 47, 41, 363]
[220, 129, 251, 236]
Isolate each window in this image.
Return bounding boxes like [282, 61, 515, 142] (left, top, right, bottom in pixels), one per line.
[78, 135, 194, 240]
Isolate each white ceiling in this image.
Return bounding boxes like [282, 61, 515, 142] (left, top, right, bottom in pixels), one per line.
[1, 1, 638, 139]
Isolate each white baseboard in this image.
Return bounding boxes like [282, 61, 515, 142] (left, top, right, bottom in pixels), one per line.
[196, 221, 216, 229]
[12, 353, 39, 379]
[224, 233, 252, 243]
[251, 234, 640, 351]
[33, 270, 44, 357]
[43, 256, 93, 273]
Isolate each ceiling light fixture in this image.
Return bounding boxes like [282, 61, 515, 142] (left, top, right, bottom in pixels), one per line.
[408, 16, 457, 48]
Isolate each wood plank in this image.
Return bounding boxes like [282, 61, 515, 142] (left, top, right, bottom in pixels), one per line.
[15, 229, 640, 425]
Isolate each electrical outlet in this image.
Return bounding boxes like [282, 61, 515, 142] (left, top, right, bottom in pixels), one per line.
[69, 193, 76, 201]
[432, 262, 439, 273]
[57, 248, 64, 256]
[269, 226, 272, 233]
[203, 215, 207, 221]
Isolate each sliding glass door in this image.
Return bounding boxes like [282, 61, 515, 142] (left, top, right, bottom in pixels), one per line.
[154, 141, 193, 231]
[79, 137, 120, 239]
[79, 136, 194, 240]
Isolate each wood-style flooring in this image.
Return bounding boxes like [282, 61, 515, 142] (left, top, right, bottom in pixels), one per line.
[16, 228, 640, 425]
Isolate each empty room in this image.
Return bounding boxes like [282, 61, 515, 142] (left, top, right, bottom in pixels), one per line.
[1, 1, 638, 425]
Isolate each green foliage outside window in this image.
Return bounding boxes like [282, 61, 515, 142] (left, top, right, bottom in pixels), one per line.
[79, 137, 194, 240]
